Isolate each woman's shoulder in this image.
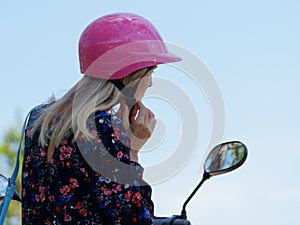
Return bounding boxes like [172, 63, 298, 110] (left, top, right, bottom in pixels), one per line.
[26, 103, 53, 129]
[29, 103, 49, 117]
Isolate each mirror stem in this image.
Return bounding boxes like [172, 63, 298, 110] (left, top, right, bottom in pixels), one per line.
[180, 171, 211, 219]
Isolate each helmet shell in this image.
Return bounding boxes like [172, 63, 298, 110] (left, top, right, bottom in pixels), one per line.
[79, 12, 181, 80]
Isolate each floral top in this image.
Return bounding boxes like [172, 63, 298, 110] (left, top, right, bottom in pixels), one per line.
[22, 104, 154, 225]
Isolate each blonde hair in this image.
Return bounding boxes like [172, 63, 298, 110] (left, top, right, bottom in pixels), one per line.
[33, 68, 149, 161]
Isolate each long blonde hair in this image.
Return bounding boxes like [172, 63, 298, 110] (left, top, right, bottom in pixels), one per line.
[33, 68, 149, 161]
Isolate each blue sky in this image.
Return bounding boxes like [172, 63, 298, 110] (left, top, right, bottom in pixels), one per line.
[1, 0, 299, 224]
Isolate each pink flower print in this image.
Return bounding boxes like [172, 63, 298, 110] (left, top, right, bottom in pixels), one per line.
[80, 167, 89, 177]
[25, 155, 31, 163]
[112, 184, 122, 193]
[48, 194, 54, 201]
[133, 214, 137, 223]
[112, 127, 121, 140]
[66, 161, 72, 168]
[45, 219, 52, 225]
[22, 188, 26, 197]
[91, 130, 97, 137]
[101, 185, 112, 196]
[76, 202, 82, 209]
[79, 209, 87, 217]
[26, 129, 31, 137]
[132, 192, 141, 207]
[40, 148, 46, 157]
[69, 178, 79, 189]
[104, 189, 112, 196]
[117, 151, 123, 159]
[125, 190, 133, 201]
[59, 145, 73, 160]
[35, 186, 46, 202]
[60, 185, 70, 196]
[64, 214, 72, 222]
[39, 186, 46, 193]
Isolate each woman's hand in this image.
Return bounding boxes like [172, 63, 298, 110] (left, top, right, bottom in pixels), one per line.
[119, 101, 156, 162]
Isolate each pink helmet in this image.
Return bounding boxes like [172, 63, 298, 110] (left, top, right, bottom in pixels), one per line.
[79, 12, 181, 80]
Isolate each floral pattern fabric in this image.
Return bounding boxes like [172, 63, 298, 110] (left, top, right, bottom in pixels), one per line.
[22, 104, 154, 225]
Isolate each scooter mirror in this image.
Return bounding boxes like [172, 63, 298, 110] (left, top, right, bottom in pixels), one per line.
[0, 174, 21, 202]
[204, 141, 247, 177]
[179, 141, 247, 220]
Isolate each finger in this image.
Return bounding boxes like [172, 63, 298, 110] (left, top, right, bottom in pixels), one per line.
[129, 104, 139, 124]
[150, 117, 157, 131]
[143, 108, 154, 125]
[135, 102, 147, 121]
[148, 109, 155, 119]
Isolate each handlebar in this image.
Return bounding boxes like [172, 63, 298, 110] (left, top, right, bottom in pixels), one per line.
[153, 216, 191, 225]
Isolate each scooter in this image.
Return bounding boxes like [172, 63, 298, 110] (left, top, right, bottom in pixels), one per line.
[0, 141, 248, 225]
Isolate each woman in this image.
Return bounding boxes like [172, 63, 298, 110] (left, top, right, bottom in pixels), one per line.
[22, 12, 181, 224]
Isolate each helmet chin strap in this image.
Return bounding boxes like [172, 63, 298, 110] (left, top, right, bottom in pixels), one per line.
[110, 79, 137, 111]
[110, 67, 153, 110]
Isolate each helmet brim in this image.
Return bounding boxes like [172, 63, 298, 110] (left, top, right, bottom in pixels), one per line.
[84, 51, 182, 80]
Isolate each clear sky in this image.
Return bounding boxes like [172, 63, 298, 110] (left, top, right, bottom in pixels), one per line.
[1, 0, 299, 224]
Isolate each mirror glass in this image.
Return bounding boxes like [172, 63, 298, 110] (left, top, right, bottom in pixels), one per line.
[0, 174, 22, 202]
[0, 174, 8, 200]
[204, 141, 247, 176]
